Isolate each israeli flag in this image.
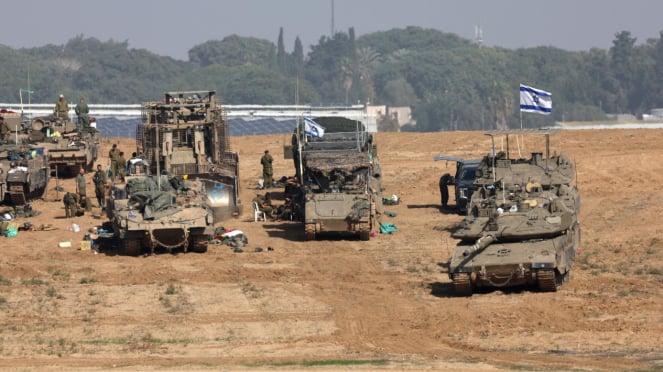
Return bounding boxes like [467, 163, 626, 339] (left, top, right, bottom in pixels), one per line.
[303, 117, 326, 138]
[520, 84, 552, 115]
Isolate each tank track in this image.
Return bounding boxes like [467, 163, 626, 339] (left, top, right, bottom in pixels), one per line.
[305, 223, 316, 241]
[359, 222, 371, 241]
[537, 269, 558, 292]
[452, 273, 472, 296]
[188, 234, 209, 253]
[120, 239, 142, 256]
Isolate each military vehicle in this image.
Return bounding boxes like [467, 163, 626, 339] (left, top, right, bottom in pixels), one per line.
[289, 117, 382, 240]
[0, 111, 50, 205]
[106, 171, 214, 255]
[137, 90, 241, 222]
[0, 144, 50, 205]
[434, 156, 481, 214]
[27, 115, 99, 175]
[448, 129, 581, 295]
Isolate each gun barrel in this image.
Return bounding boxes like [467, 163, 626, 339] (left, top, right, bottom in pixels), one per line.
[462, 235, 495, 256]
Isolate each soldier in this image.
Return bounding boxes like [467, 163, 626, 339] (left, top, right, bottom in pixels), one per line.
[108, 143, 119, 182]
[260, 149, 273, 189]
[0, 116, 9, 143]
[93, 163, 107, 208]
[63, 191, 80, 218]
[277, 196, 294, 220]
[116, 151, 127, 182]
[439, 173, 452, 209]
[252, 193, 276, 218]
[74, 97, 90, 131]
[75, 167, 92, 211]
[54, 94, 69, 120]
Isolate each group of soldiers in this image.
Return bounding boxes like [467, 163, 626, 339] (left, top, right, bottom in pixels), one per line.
[54, 94, 95, 131]
[64, 165, 107, 218]
[252, 192, 294, 221]
[64, 143, 125, 218]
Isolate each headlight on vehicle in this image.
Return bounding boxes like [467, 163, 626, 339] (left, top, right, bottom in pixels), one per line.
[459, 188, 468, 199]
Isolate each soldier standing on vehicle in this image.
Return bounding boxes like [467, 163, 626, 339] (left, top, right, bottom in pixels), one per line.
[75, 97, 90, 131]
[0, 116, 10, 143]
[75, 167, 92, 211]
[93, 163, 107, 208]
[54, 94, 69, 120]
[108, 143, 119, 182]
[63, 191, 80, 218]
[260, 149, 273, 189]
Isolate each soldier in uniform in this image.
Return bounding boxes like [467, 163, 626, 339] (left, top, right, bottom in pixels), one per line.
[74, 97, 90, 131]
[108, 143, 119, 182]
[116, 151, 127, 182]
[260, 149, 273, 189]
[439, 173, 452, 209]
[54, 94, 69, 120]
[93, 163, 107, 208]
[0, 116, 10, 143]
[252, 193, 276, 218]
[75, 167, 92, 211]
[64, 191, 80, 218]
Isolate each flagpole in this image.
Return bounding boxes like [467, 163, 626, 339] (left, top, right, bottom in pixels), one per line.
[518, 91, 523, 158]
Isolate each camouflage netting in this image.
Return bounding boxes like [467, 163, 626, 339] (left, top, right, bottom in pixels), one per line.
[346, 199, 371, 222]
[304, 152, 371, 172]
[128, 191, 178, 220]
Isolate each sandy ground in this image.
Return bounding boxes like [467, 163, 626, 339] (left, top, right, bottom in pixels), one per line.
[0, 130, 661, 371]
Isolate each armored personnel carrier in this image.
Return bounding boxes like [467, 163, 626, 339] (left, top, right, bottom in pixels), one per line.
[448, 129, 580, 295]
[106, 171, 214, 255]
[290, 117, 382, 240]
[28, 115, 99, 175]
[0, 111, 50, 205]
[137, 90, 241, 222]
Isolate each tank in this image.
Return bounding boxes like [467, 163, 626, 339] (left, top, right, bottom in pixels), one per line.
[290, 117, 382, 240]
[27, 115, 99, 175]
[106, 172, 214, 256]
[448, 129, 581, 295]
[0, 111, 50, 205]
[137, 90, 241, 222]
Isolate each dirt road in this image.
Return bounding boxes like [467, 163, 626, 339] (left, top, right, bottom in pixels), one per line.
[0, 130, 661, 371]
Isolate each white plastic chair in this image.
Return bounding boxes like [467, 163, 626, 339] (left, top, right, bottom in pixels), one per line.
[253, 201, 266, 222]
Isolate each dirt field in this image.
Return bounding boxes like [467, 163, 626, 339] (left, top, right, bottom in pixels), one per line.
[0, 129, 661, 371]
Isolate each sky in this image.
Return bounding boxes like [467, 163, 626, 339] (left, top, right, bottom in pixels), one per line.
[1, 0, 662, 61]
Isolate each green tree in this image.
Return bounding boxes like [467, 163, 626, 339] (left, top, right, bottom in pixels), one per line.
[188, 35, 275, 67]
[609, 31, 637, 113]
[277, 27, 287, 74]
[291, 37, 304, 77]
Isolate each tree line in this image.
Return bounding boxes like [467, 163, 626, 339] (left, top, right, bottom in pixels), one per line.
[0, 27, 661, 132]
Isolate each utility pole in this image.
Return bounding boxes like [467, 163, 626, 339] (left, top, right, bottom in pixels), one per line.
[331, 0, 335, 37]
